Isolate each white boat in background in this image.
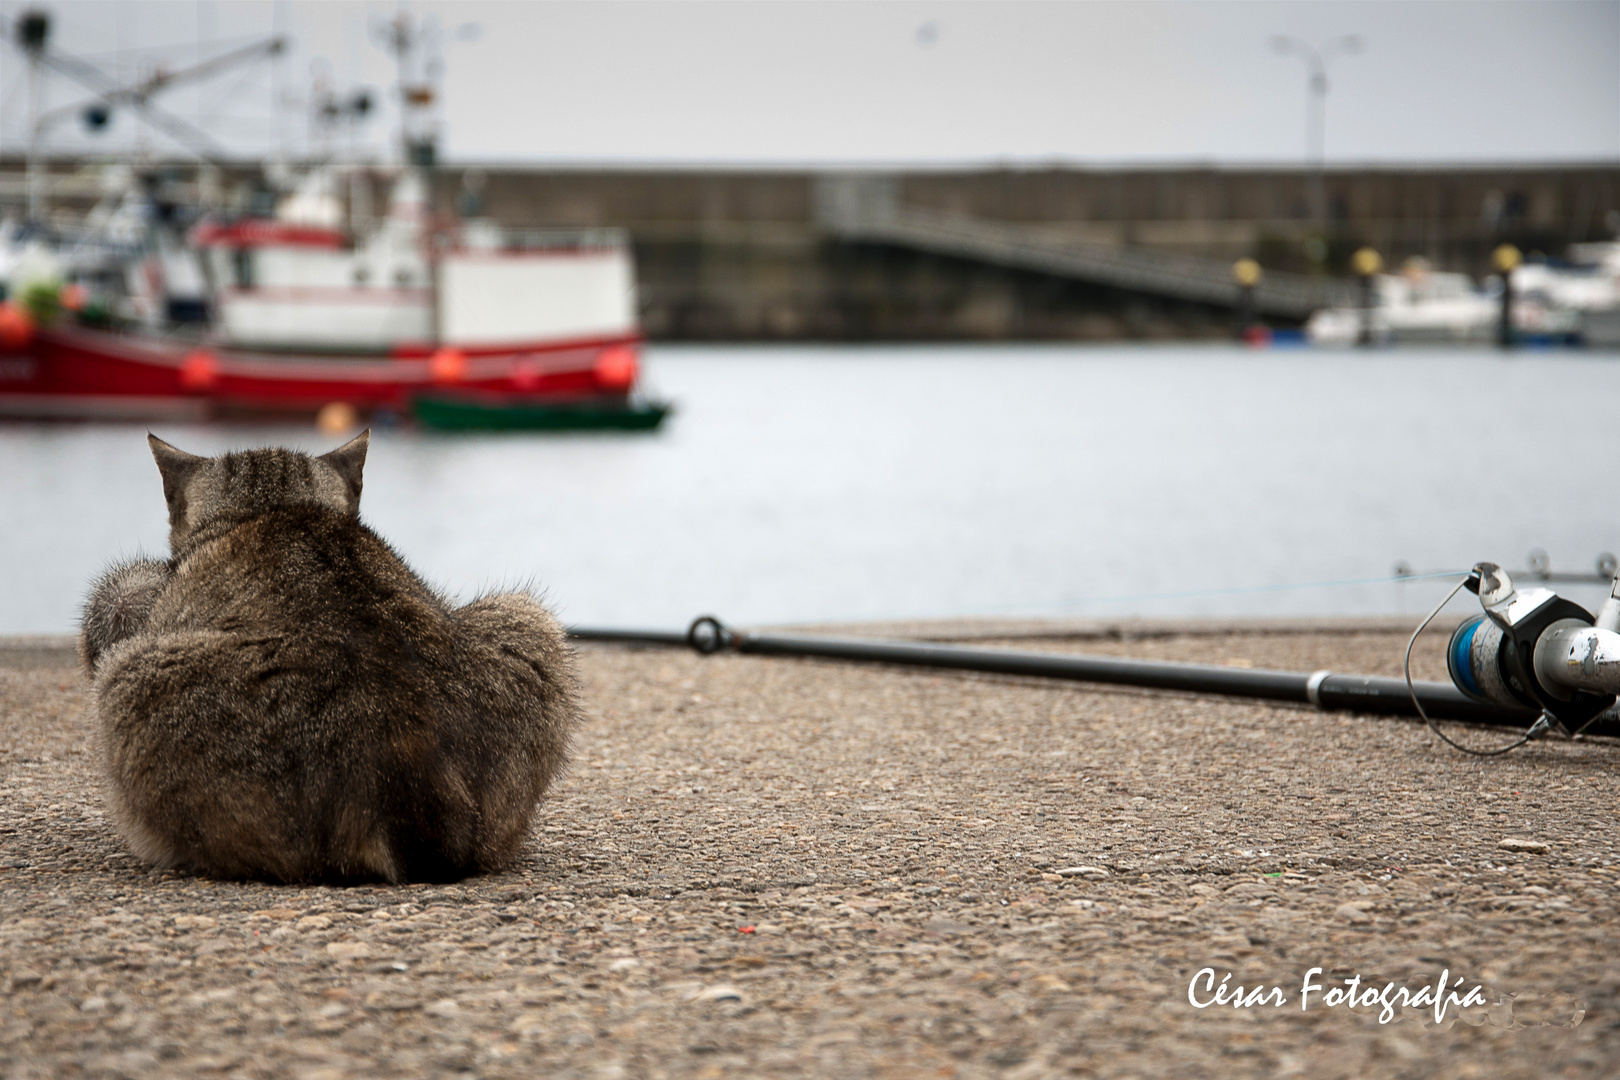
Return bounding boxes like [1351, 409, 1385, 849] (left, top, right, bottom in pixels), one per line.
[1306, 262, 1496, 346]
[1305, 246, 1620, 348]
[1564, 242, 1620, 347]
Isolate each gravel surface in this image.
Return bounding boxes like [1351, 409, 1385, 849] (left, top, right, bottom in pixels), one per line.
[2, 623, 1617, 1079]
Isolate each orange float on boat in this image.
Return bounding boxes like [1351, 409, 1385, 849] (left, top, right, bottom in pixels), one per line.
[594, 345, 637, 391]
[179, 349, 220, 391]
[428, 347, 467, 383]
[0, 303, 35, 351]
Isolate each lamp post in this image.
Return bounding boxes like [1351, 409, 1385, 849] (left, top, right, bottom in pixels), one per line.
[1271, 34, 1364, 229]
[1232, 257, 1262, 341]
[1493, 243, 1521, 349]
[1351, 246, 1382, 347]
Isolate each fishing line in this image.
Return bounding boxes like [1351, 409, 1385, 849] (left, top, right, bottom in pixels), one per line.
[1040, 569, 1467, 610]
[1404, 573, 1548, 757]
[771, 568, 1471, 630]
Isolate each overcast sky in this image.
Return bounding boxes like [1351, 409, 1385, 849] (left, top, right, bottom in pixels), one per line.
[0, 1, 1615, 168]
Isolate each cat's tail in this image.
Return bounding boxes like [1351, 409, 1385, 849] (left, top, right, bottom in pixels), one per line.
[79, 558, 173, 676]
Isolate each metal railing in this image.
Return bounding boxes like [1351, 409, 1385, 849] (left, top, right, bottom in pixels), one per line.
[814, 175, 1357, 319]
[441, 225, 631, 254]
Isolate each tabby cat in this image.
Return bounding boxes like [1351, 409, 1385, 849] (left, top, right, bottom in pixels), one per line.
[79, 431, 580, 883]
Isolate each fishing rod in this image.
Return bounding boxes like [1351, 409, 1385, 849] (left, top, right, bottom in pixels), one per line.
[569, 562, 1620, 749]
[567, 615, 1541, 727]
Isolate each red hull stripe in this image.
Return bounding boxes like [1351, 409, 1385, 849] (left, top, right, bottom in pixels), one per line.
[192, 221, 347, 250]
[0, 326, 642, 410]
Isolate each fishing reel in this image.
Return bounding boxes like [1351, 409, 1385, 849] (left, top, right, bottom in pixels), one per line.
[1447, 562, 1620, 732]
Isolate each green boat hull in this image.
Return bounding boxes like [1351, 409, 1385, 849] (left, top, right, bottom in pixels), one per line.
[411, 396, 671, 432]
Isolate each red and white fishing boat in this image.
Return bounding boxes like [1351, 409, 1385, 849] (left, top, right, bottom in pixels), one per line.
[0, 6, 667, 429]
[0, 169, 664, 429]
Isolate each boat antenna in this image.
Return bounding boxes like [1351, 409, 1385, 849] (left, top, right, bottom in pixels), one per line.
[371, 12, 479, 169]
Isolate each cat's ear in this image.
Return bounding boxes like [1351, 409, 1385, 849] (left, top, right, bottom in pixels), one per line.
[319, 428, 369, 506]
[147, 434, 206, 513]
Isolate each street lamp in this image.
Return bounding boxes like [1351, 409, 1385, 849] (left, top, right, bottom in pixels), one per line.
[1271, 34, 1364, 229]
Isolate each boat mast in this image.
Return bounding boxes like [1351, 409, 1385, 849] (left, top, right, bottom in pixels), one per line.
[377, 14, 438, 170]
[375, 13, 440, 341]
[373, 13, 475, 345]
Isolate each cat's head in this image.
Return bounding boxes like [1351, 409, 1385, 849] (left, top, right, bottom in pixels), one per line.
[147, 431, 370, 552]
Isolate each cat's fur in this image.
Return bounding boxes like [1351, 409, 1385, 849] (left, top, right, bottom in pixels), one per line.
[79, 431, 580, 884]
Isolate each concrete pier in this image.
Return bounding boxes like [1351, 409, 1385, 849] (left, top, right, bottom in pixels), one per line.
[3, 622, 1615, 1077]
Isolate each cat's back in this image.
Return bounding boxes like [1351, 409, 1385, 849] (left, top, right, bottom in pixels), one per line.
[172, 504, 450, 656]
[97, 504, 459, 783]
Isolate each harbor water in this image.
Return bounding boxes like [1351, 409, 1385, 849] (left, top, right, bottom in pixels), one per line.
[3, 344, 1617, 635]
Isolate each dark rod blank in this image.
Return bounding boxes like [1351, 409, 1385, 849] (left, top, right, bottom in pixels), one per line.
[569, 623, 1565, 731]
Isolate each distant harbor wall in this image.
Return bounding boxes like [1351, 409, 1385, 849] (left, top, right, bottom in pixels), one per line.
[3, 160, 1616, 340]
[450, 164, 1620, 341]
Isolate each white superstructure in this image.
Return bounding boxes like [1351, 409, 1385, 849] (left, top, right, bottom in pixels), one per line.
[197, 168, 637, 353]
